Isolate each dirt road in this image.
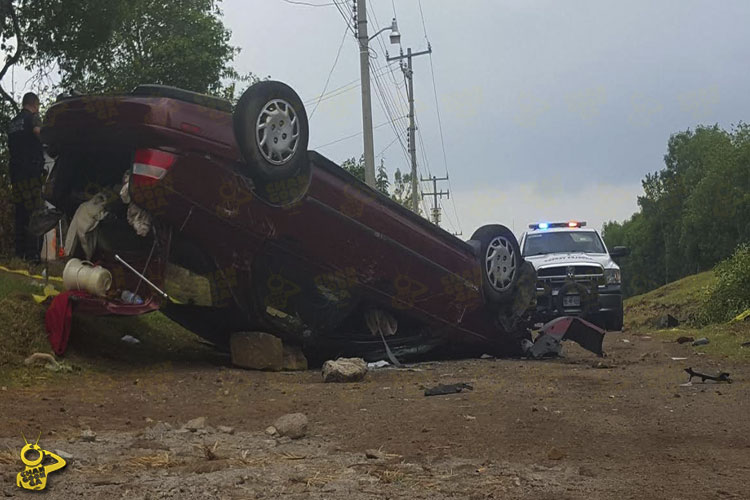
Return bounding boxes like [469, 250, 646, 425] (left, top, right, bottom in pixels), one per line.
[1, 330, 748, 499]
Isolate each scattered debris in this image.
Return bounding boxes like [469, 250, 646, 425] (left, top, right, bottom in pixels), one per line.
[480, 354, 494, 359]
[676, 336, 694, 344]
[621, 339, 631, 343]
[671, 357, 688, 361]
[322, 357, 368, 383]
[81, 429, 97, 442]
[217, 425, 235, 435]
[367, 360, 390, 369]
[525, 317, 605, 358]
[692, 337, 710, 346]
[365, 449, 386, 460]
[272, 413, 308, 439]
[24, 352, 57, 367]
[120, 335, 141, 345]
[657, 314, 679, 328]
[685, 367, 731, 384]
[424, 382, 473, 397]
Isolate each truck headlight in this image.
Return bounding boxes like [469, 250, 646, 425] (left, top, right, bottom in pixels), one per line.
[604, 269, 621, 285]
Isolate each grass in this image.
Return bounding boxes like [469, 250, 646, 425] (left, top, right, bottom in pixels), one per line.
[625, 271, 750, 360]
[624, 271, 716, 329]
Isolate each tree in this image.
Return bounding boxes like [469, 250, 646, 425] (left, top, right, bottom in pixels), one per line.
[1, 0, 249, 110]
[603, 123, 750, 297]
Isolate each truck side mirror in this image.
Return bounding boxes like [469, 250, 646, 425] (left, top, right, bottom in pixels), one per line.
[610, 246, 630, 258]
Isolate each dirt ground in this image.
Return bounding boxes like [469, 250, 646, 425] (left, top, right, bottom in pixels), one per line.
[1, 330, 748, 499]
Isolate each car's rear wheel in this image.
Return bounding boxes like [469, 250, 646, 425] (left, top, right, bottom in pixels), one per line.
[470, 225, 521, 303]
[233, 81, 309, 183]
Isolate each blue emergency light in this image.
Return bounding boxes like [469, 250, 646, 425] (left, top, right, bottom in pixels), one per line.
[529, 221, 587, 230]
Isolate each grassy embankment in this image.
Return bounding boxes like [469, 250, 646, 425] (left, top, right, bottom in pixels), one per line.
[625, 271, 750, 360]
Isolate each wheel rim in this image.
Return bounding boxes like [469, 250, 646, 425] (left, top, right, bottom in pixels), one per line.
[255, 99, 300, 165]
[485, 235, 517, 291]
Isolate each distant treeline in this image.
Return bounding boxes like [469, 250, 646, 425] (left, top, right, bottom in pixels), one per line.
[602, 124, 750, 297]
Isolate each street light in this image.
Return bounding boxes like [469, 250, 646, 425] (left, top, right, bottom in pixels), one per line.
[359, 9, 401, 188]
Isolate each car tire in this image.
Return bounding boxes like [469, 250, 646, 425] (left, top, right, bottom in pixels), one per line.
[607, 310, 624, 331]
[233, 81, 309, 183]
[470, 224, 522, 304]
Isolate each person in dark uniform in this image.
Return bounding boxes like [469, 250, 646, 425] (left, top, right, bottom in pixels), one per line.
[7, 92, 45, 261]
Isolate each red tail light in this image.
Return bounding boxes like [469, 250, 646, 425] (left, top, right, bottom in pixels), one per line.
[132, 149, 176, 186]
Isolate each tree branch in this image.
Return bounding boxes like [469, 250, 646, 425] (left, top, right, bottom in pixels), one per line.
[0, 0, 22, 113]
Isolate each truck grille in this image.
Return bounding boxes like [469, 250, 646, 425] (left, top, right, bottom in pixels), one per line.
[536, 265, 604, 288]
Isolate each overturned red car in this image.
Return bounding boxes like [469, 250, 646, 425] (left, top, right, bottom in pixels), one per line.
[41, 81, 597, 362]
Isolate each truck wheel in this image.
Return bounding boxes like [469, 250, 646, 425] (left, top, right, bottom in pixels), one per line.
[470, 225, 521, 303]
[233, 81, 309, 182]
[607, 310, 624, 331]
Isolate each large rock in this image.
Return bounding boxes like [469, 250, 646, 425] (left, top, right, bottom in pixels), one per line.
[322, 357, 367, 383]
[283, 344, 308, 371]
[273, 413, 308, 439]
[230, 332, 283, 371]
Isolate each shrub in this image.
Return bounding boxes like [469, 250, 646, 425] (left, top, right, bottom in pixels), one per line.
[701, 244, 750, 323]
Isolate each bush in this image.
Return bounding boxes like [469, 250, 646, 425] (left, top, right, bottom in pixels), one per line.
[701, 244, 750, 323]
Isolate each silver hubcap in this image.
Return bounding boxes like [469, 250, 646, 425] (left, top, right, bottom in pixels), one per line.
[486, 236, 516, 291]
[256, 99, 299, 165]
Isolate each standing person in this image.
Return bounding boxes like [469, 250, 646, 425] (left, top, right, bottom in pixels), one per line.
[7, 92, 45, 262]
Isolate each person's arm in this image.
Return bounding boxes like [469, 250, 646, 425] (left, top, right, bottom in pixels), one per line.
[31, 112, 42, 137]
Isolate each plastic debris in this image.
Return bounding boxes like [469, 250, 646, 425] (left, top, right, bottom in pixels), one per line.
[692, 337, 710, 346]
[121, 335, 141, 345]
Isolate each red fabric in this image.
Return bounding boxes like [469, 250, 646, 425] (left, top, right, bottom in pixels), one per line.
[45, 291, 87, 355]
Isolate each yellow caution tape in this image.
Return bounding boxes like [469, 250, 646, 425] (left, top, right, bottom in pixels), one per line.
[32, 284, 61, 304]
[732, 309, 750, 323]
[0, 265, 63, 282]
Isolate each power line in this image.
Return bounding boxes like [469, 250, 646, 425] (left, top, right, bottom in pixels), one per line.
[418, 0, 462, 234]
[309, 24, 350, 119]
[312, 116, 406, 149]
[281, 0, 337, 8]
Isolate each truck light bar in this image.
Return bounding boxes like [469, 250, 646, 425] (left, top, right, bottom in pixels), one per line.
[529, 221, 587, 230]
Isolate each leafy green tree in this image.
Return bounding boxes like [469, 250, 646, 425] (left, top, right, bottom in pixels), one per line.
[603, 123, 750, 297]
[1, 0, 249, 110]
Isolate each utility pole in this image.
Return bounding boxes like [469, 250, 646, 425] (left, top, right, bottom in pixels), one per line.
[355, 0, 376, 187]
[388, 45, 431, 213]
[421, 174, 449, 226]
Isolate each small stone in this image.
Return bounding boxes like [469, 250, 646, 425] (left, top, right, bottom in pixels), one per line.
[55, 450, 74, 460]
[265, 426, 278, 436]
[365, 449, 385, 460]
[273, 413, 308, 439]
[217, 425, 235, 435]
[692, 337, 710, 346]
[183, 417, 207, 432]
[322, 357, 367, 383]
[547, 448, 565, 460]
[81, 429, 96, 442]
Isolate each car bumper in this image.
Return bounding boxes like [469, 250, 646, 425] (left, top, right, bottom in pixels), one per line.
[534, 284, 622, 320]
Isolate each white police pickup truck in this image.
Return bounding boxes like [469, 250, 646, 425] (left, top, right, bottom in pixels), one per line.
[519, 221, 629, 331]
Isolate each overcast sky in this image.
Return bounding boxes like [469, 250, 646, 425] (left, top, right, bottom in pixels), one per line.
[6, 0, 748, 237]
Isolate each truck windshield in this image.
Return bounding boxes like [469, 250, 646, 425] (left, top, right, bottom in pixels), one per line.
[523, 231, 606, 256]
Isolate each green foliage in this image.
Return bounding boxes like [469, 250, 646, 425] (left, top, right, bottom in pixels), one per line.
[701, 244, 750, 324]
[1, 0, 249, 107]
[603, 124, 750, 297]
[340, 155, 421, 214]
